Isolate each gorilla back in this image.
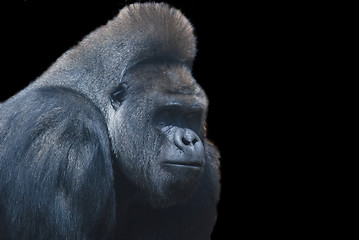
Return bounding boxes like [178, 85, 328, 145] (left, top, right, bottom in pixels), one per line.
[0, 3, 220, 239]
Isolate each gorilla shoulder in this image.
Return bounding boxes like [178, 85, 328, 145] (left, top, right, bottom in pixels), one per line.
[0, 86, 116, 238]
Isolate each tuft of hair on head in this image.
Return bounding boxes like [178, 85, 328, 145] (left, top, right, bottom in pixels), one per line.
[106, 2, 197, 67]
[44, 2, 197, 79]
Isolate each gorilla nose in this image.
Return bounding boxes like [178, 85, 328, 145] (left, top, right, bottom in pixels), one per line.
[174, 128, 200, 150]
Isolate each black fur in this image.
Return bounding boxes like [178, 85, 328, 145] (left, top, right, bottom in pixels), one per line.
[0, 3, 220, 239]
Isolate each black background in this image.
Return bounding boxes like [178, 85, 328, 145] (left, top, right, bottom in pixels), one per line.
[1, 0, 314, 238]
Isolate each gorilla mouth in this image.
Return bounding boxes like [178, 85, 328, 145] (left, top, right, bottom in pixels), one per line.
[162, 160, 203, 169]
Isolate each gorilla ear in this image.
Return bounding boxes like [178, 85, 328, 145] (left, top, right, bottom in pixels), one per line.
[111, 83, 127, 110]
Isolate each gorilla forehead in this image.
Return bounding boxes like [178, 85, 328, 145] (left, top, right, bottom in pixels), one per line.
[128, 63, 205, 99]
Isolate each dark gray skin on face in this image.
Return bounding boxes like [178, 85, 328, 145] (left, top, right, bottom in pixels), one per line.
[110, 63, 209, 208]
[0, 3, 220, 239]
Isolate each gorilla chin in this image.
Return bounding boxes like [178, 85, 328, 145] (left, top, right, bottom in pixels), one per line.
[148, 167, 204, 209]
[146, 147, 205, 208]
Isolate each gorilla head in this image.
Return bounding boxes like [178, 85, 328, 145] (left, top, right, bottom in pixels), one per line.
[106, 4, 209, 207]
[34, 3, 211, 208]
[0, 3, 220, 239]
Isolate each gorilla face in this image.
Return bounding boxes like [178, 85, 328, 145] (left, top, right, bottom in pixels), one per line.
[108, 63, 208, 207]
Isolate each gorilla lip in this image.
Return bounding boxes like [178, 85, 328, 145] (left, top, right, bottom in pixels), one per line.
[162, 160, 203, 169]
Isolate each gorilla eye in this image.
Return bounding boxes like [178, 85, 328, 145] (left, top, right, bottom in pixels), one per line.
[162, 110, 171, 118]
[185, 113, 196, 120]
[111, 83, 127, 102]
[111, 83, 128, 109]
[184, 111, 202, 133]
[157, 110, 175, 126]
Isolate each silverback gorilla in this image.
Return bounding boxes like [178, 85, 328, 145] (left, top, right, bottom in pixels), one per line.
[0, 3, 220, 239]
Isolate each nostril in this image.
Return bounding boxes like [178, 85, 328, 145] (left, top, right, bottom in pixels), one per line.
[182, 133, 199, 146]
[182, 137, 191, 146]
[174, 128, 201, 150]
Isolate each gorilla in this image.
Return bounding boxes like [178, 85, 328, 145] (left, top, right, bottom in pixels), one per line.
[0, 3, 220, 239]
